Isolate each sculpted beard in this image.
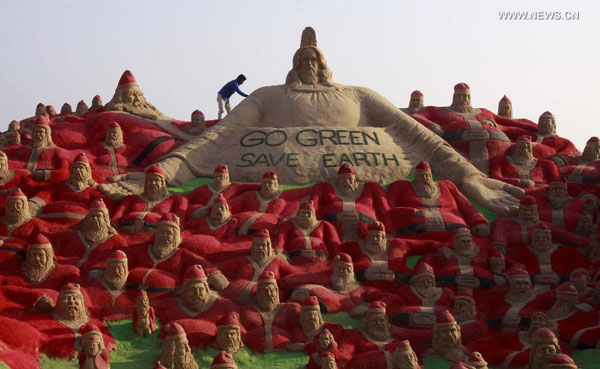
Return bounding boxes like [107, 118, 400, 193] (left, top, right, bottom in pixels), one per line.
[369, 319, 390, 341]
[84, 216, 108, 243]
[26, 256, 51, 283]
[105, 266, 127, 290]
[6, 205, 28, 224]
[57, 297, 86, 322]
[332, 268, 354, 291]
[218, 330, 242, 353]
[300, 64, 319, 85]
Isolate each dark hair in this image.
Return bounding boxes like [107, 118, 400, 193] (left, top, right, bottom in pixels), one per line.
[236, 74, 246, 83]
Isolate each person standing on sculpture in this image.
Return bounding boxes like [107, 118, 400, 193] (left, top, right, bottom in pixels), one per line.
[217, 74, 248, 119]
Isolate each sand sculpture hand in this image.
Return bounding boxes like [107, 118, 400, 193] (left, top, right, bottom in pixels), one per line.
[99, 172, 146, 200]
[459, 175, 524, 215]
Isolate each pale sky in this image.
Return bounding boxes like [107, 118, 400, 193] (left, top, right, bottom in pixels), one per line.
[1, 0, 598, 149]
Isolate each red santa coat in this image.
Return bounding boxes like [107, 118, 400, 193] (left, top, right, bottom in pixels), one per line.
[338, 329, 400, 369]
[309, 181, 389, 240]
[0, 217, 51, 239]
[559, 160, 600, 188]
[216, 255, 297, 303]
[531, 134, 579, 160]
[286, 282, 378, 314]
[488, 156, 560, 187]
[239, 302, 304, 352]
[112, 193, 188, 228]
[489, 217, 592, 250]
[507, 245, 589, 278]
[478, 288, 553, 328]
[91, 143, 137, 178]
[228, 187, 310, 218]
[5, 145, 70, 182]
[186, 182, 260, 218]
[274, 219, 341, 260]
[421, 245, 500, 289]
[83, 281, 138, 321]
[33, 182, 112, 210]
[459, 316, 488, 344]
[467, 330, 571, 368]
[184, 216, 239, 241]
[533, 194, 586, 231]
[551, 309, 598, 344]
[155, 295, 239, 348]
[52, 230, 127, 276]
[126, 244, 203, 291]
[386, 180, 487, 235]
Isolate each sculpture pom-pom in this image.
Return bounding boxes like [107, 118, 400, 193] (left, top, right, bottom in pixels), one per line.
[300, 26, 317, 47]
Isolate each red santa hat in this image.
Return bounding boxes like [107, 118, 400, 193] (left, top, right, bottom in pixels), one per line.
[46, 105, 56, 114]
[556, 282, 578, 296]
[549, 179, 567, 189]
[77, 100, 87, 107]
[214, 165, 229, 174]
[252, 229, 270, 239]
[587, 136, 599, 144]
[213, 193, 228, 206]
[571, 270, 585, 279]
[74, 152, 89, 164]
[415, 161, 431, 171]
[108, 250, 127, 262]
[117, 70, 137, 87]
[108, 121, 120, 128]
[158, 213, 180, 228]
[80, 323, 101, 337]
[413, 262, 435, 280]
[455, 289, 474, 303]
[411, 90, 423, 97]
[519, 195, 537, 206]
[210, 351, 237, 368]
[453, 228, 472, 240]
[507, 267, 530, 279]
[540, 111, 555, 119]
[532, 327, 558, 344]
[258, 270, 277, 286]
[35, 115, 50, 127]
[368, 301, 387, 314]
[154, 362, 167, 369]
[395, 340, 413, 352]
[7, 187, 27, 199]
[367, 221, 385, 232]
[183, 265, 207, 282]
[334, 253, 353, 265]
[145, 165, 165, 177]
[262, 170, 277, 180]
[192, 109, 204, 117]
[517, 135, 532, 143]
[89, 199, 108, 215]
[299, 200, 315, 212]
[468, 351, 487, 367]
[545, 354, 577, 368]
[500, 95, 511, 103]
[337, 162, 355, 175]
[301, 296, 321, 311]
[533, 222, 551, 235]
[138, 290, 148, 298]
[218, 312, 241, 330]
[454, 82, 470, 91]
[165, 322, 187, 339]
[60, 282, 81, 294]
[86, 333, 102, 344]
[93, 95, 102, 102]
[28, 233, 52, 250]
[436, 310, 457, 326]
[9, 120, 20, 129]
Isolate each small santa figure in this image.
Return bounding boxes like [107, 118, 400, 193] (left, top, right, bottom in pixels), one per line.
[429, 310, 469, 363]
[132, 290, 156, 337]
[77, 333, 110, 369]
[157, 322, 198, 369]
[391, 340, 421, 369]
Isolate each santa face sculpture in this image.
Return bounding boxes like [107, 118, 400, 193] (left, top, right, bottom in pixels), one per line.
[413, 274, 436, 297]
[104, 125, 124, 147]
[85, 336, 103, 358]
[76, 101, 89, 115]
[547, 183, 570, 210]
[4, 196, 30, 225]
[318, 330, 334, 349]
[408, 92, 424, 113]
[250, 236, 272, 264]
[216, 326, 242, 354]
[453, 297, 476, 323]
[0, 153, 9, 176]
[81, 209, 112, 243]
[414, 167, 437, 197]
[453, 233, 475, 257]
[528, 312, 551, 340]
[137, 293, 150, 316]
[531, 230, 553, 253]
[548, 285, 579, 319]
[517, 204, 538, 223]
[331, 259, 356, 292]
[26, 245, 53, 283]
[191, 111, 205, 128]
[506, 275, 534, 303]
[336, 172, 358, 198]
[35, 103, 46, 117]
[103, 259, 128, 291]
[69, 162, 92, 187]
[295, 208, 317, 230]
[259, 174, 279, 199]
[392, 346, 419, 369]
[212, 169, 230, 190]
[364, 230, 387, 256]
[300, 307, 323, 336]
[498, 100, 512, 119]
[160, 331, 198, 369]
[581, 140, 600, 162]
[144, 173, 168, 201]
[55, 289, 87, 324]
[537, 113, 556, 136]
[91, 96, 103, 110]
[432, 321, 464, 361]
[513, 140, 534, 164]
[366, 311, 391, 341]
[152, 223, 181, 260]
[530, 341, 559, 369]
[256, 281, 279, 312]
[209, 202, 231, 227]
[182, 279, 211, 312]
[451, 87, 472, 113]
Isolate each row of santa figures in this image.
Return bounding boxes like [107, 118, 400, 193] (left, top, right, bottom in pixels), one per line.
[0, 162, 599, 369]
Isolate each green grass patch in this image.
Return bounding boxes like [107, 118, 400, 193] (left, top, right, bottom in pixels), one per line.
[0, 362, 12, 369]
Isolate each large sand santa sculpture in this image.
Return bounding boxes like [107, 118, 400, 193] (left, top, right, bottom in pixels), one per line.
[99, 27, 523, 215]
